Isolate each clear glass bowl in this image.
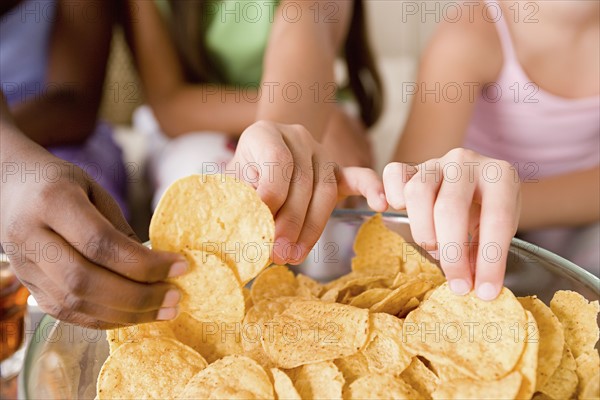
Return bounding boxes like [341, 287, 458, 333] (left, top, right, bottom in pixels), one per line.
[18, 211, 600, 399]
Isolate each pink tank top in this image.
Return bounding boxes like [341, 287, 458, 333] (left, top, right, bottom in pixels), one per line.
[463, 1, 600, 180]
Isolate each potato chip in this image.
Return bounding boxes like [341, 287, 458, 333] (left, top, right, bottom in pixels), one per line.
[242, 287, 253, 311]
[429, 360, 473, 382]
[348, 288, 392, 309]
[97, 337, 207, 399]
[261, 300, 369, 368]
[531, 393, 553, 400]
[287, 361, 344, 399]
[344, 373, 420, 399]
[334, 352, 370, 385]
[392, 272, 410, 288]
[179, 355, 273, 399]
[432, 371, 523, 400]
[539, 345, 578, 400]
[241, 346, 275, 370]
[402, 242, 443, 277]
[251, 265, 298, 304]
[400, 357, 440, 399]
[241, 297, 298, 368]
[518, 296, 564, 390]
[323, 272, 378, 290]
[320, 288, 340, 303]
[106, 321, 174, 354]
[351, 256, 402, 277]
[362, 313, 413, 376]
[513, 311, 539, 400]
[296, 274, 323, 299]
[321, 273, 392, 303]
[417, 272, 447, 287]
[353, 214, 406, 263]
[403, 283, 527, 380]
[580, 375, 600, 400]
[339, 289, 356, 305]
[169, 312, 243, 363]
[150, 174, 274, 284]
[392, 271, 445, 289]
[171, 250, 244, 323]
[576, 351, 600, 397]
[401, 257, 422, 276]
[242, 298, 297, 342]
[397, 297, 420, 318]
[370, 277, 434, 315]
[550, 290, 600, 359]
[270, 368, 301, 400]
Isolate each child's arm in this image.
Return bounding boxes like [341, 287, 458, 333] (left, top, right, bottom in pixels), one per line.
[8, 0, 114, 147]
[257, 0, 353, 140]
[520, 167, 600, 230]
[395, 11, 599, 231]
[394, 13, 502, 164]
[122, 0, 257, 137]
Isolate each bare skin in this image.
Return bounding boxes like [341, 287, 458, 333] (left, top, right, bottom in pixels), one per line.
[0, 2, 386, 328]
[393, 0, 599, 231]
[7, 0, 113, 147]
[0, 1, 189, 329]
[384, 149, 521, 301]
[123, 0, 372, 168]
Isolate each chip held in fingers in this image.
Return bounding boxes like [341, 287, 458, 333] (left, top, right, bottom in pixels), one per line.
[170, 250, 245, 323]
[149, 174, 275, 284]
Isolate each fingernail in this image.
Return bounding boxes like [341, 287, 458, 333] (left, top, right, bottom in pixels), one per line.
[449, 279, 471, 295]
[289, 244, 305, 264]
[477, 282, 499, 301]
[168, 261, 188, 278]
[377, 193, 388, 210]
[156, 307, 178, 321]
[162, 289, 180, 308]
[275, 237, 291, 263]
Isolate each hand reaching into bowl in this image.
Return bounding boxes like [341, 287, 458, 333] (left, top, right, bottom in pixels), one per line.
[383, 148, 522, 301]
[228, 121, 389, 266]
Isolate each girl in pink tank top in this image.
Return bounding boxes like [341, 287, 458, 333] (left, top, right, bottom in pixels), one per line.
[392, 0, 599, 273]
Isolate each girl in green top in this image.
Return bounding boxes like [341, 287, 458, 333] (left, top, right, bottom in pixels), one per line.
[123, 0, 382, 205]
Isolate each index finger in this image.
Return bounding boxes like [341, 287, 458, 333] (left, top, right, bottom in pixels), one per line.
[233, 122, 293, 216]
[474, 162, 521, 300]
[337, 167, 388, 212]
[45, 186, 187, 283]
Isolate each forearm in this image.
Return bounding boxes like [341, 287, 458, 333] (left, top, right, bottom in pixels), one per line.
[9, 90, 99, 147]
[257, 0, 351, 141]
[394, 110, 468, 164]
[152, 86, 258, 138]
[10, 0, 114, 148]
[123, 0, 254, 137]
[1, 95, 49, 172]
[519, 167, 600, 230]
[257, 40, 335, 140]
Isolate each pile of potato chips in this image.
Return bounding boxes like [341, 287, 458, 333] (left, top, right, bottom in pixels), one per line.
[96, 174, 600, 400]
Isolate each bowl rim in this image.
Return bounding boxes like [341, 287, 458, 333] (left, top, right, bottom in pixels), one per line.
[3, 210, 598, 293]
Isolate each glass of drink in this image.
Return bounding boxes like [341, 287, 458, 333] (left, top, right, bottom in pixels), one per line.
[1, 254, 29, 396]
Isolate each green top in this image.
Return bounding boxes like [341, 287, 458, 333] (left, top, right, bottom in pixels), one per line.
[156, 0, 277, 86]
[205, 0, 277, 86]
[156, 0, 350, 100]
